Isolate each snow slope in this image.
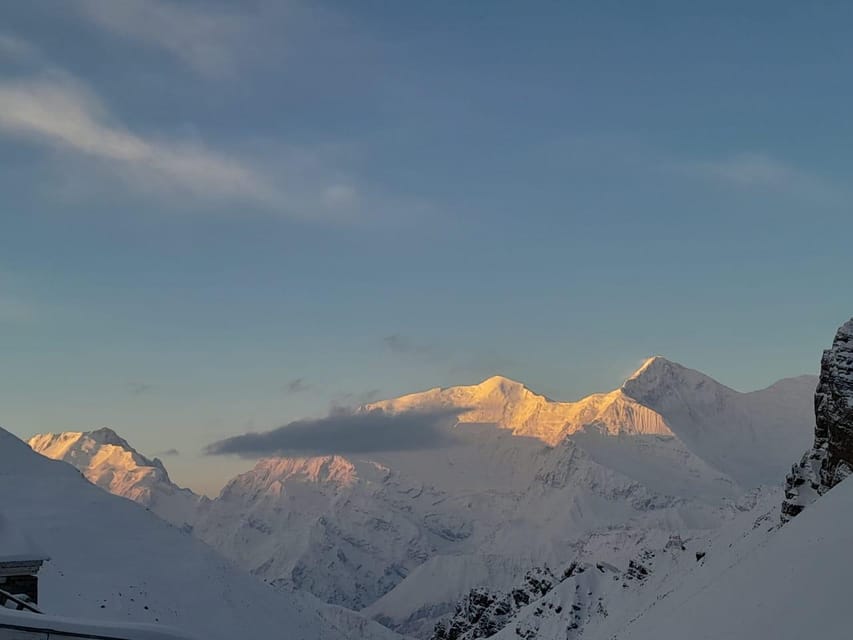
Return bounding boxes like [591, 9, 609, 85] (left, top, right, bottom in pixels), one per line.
[455, 488, 779, 640]
[617, 476, 853, 640]
[28, 428, 205, 528]
[1, 427, 399, 640]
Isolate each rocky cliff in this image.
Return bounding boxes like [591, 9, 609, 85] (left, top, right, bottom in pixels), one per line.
[782, 318, 853, 521]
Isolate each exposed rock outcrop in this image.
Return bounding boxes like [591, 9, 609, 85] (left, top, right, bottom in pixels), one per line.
[431, 567, 557, 640]
[782, 318, 853, 522]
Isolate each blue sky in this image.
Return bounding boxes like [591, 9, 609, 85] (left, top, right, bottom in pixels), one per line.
[1, 1, 851, 494]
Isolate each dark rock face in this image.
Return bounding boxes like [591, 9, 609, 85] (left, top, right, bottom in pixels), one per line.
[782, 319, 853, 522]
[431, 567, 556, 640]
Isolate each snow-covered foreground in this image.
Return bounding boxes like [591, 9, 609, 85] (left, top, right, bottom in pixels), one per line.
[431, 320, 853, 640]
[1, 427, 399, 640]
[439, 475, 853, 640]
[618, 475, 853, 640]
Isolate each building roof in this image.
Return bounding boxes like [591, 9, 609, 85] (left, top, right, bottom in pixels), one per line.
[0, 514, 48, 564]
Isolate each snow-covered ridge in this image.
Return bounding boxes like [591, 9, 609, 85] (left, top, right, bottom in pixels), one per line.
[367, 369, 674, 443]
[370, 357, 816, 485]
[28, 428, 206, 528]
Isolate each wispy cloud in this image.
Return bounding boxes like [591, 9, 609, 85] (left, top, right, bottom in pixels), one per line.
[127, 381, 154, 395]
[357, 388, 382, 403]
[0, 22, 422, 223]
[205, 406, 466, 457]
[0, 73, 281, 206]
[155, 448, 180, 457]
[383, 333, 514, 379]
[680, 152, 844, 205]
[0, 66, 378, 220]
[286, 378, 312, 394]
[74, 0, 247, 78]
[0, 33, 40, 62]
[383, 334, 434, 357]
[329, 388, 383, 412]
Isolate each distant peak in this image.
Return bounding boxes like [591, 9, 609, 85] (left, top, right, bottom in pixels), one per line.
[625, 356, 680, 382]
[88, 427, 132, 448]
[475, 375, 527, 391]
[836, 318, 853, 340]
[479, 374, 520, 385]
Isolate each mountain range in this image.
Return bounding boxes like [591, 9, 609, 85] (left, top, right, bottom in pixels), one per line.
[29, 356, 819, 637]
[3, 426, 398, 640]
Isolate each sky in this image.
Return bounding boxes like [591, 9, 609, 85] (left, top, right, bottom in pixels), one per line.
[1, 1, 852, 495]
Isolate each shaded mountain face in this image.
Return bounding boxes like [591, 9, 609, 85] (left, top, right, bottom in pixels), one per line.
[28, 428, 206, 528]
[621, 357, 817, 485]
[783, 318, 853, 521]
[3, 428, 399, 640]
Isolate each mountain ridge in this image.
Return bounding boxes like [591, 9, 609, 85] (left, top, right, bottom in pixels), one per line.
[27, 358, 818, 636]
[28, 428, 206, 528]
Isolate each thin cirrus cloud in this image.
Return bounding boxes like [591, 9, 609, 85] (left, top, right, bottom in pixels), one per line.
[286, 378, 312, 394]
[204, 407, 466, 458]
[73, 0, 248, 78]
[681, 152, 844, 205]
[127, 381, 154, 395]
[383, 334, 434, 357]
[0, 67, 372, 220]
[0, 34, 40, 61]
[0, 74, 281, 207]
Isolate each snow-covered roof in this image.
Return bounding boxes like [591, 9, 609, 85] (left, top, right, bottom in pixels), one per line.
[0, 514, 48, 564]
[0, 608, 198, 640]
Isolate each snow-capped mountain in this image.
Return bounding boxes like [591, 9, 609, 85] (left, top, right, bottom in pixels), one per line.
[431, 320, 853, 640]
[188, 358, 815, 635]
[622, 357, 817, 485]
[27, 357, 818, 638]
[28, 427, 205, 528]
[4, 426, 399, 640]
[372, 357, 816, 486]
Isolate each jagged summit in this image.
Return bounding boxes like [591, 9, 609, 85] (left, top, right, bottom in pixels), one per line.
[621, 355, 733, 400]
[625, 355, 676, 379]
[87, 426, 132, 448]
[474, 374, 527, 390]
[29, 429, 205, 527]
[782, 318, 853, 521]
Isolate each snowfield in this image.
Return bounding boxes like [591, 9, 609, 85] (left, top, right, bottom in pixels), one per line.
[617, 475, 853, 640]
